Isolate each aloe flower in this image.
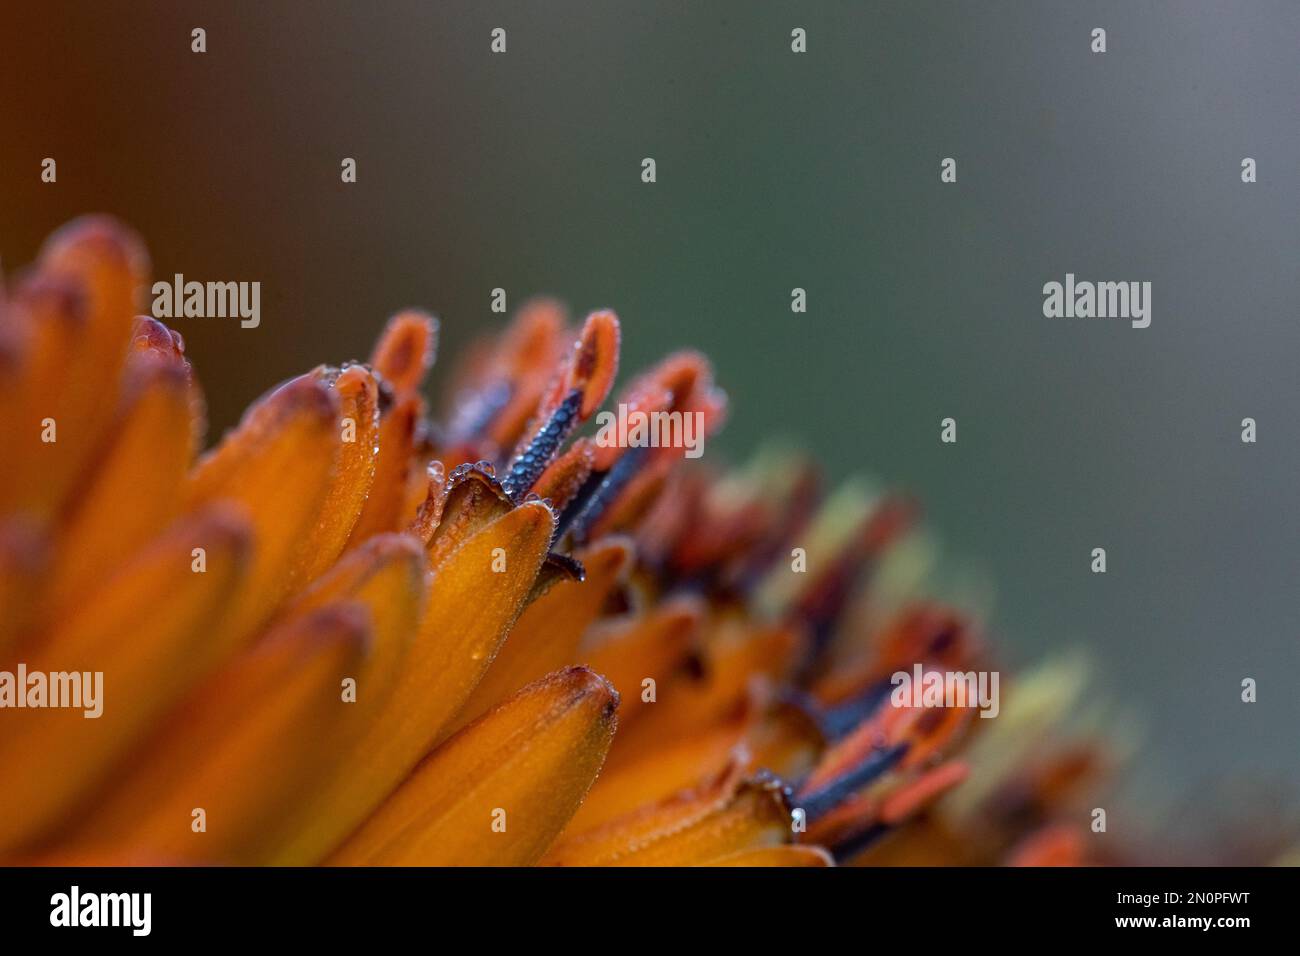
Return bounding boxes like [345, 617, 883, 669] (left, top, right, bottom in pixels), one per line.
[0, 217, 1110, 866]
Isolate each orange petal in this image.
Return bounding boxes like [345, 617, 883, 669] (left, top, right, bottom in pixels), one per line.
[529, 310, 620, 430]
[531, 437, 595, 511]
[269, 500, 556, 863]
[331, 667, 617, 866]
[567, 716, 749, 835]
[6, 849, 195, 866]
[284, 531, 427, 701]
[572, 695, 823, 835]
[708, 845, 834, 867]
[399, 433, 437, 522]
[43, 359, 195, 612]
[879, 761, 970, 826]
[69, 603, 369, 863]
[0, 276, 86, 518]
[129, 314, 188, 364]
[128, 315, 204, 437]
[581, 596, 703, 724]
[403, 462, 447, 544]
[607, 618, 804, 758]
[185, 373, 341, 636]
[1, 219, 148, 519]
[449, 537, 633, 733]
[640, 350, 713, 406]
[424, 462, 513, 571]
[347, 394, 422, 545]
[0, 506, 250, 853]
[568, 310, 620, 419]
[370, 310, 437, 395]
[38, 215, 148, 334]
[287, 365, 380, 588]
[591, 381, 671, 471]
[543, 764, 792, 866]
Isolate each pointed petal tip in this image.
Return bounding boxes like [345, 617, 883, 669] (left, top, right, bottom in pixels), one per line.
[372, 309, 438, 394]
[555, 664, 621, 720]
[582, 535, 636, 578]
[129, 314, 188, 364]
[513, 495, 560, 529]
[271, 373, 343, 424]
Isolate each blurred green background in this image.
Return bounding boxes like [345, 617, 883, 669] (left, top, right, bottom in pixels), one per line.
[3, 1, 1297, 835]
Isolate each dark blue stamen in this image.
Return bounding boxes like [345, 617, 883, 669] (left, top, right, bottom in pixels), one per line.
[561, 443, 649, 543]
[821, 680, 895, 740]
[798, 742, 909, 821]
[556, 470, 606, 539]
[830, 823, 890, 862]
[501, 389, 582, 502]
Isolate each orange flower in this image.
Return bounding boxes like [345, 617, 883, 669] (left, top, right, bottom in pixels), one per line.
[0, 217, 1113, 866]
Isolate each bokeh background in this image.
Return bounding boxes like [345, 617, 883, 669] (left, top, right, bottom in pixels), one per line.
[3, 1, 1297, 842]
